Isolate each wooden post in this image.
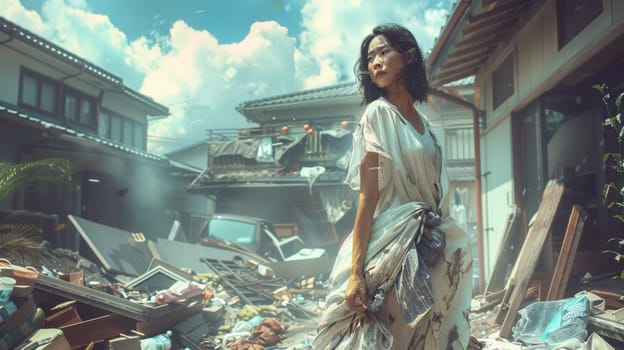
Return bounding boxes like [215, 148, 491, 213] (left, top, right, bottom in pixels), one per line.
[546, 205, 587, 300]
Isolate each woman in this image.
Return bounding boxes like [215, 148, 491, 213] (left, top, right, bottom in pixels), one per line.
[313, 24, 474, 349]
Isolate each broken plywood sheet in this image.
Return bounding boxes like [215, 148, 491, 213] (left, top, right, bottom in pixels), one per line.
[68, 215, 152, 276]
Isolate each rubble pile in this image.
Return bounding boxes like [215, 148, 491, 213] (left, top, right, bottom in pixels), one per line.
[4, 233, 377, 349]
[3, 182, 624, 349]
[0, 242, 326, 349]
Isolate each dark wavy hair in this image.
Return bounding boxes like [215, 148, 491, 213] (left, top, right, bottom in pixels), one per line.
[354, 23, 429, 105]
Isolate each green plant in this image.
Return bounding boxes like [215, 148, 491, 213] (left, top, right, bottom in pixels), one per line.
[594, 83, 624, 266]
[0, 158, 75, 259]
[0, 158, 74, 201]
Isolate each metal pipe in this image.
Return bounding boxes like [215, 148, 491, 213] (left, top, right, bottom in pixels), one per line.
[429, 87, 485, 293]
[61, 64, 84, 81]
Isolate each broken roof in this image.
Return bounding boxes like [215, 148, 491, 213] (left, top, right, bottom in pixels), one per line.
[188, 166, 347, 191]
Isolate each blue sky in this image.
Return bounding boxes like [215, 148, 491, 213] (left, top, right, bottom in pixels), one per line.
[3, 0, 454, 154]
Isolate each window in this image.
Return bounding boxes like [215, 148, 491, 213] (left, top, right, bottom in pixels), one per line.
[40, 81, 56, 113]
[21, 74, 38, 107]
[64, 94, 78, 121]
[63, 88, 95, 129]
[110, 115, 123, 143]
[445, 128, 474, 162]
[100, 109, 147, 150]
[98, 111, 110, 138]
[133, 124, 145, 149]
[123, 119, 133, 145]
[19, 68, 59, 116]
[492, 54, 514, 110]
[557, 0, 602, 49]
[18, 68, 147, 150]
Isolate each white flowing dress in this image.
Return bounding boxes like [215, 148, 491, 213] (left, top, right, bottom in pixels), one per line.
[313, 97, 473, 350]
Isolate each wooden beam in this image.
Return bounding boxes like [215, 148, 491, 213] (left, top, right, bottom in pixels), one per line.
[495, 181, 565, 338]
[439, 57, 486, 78]
[433, 69, 480, 88]
[444, 46, 491, 67]
[428, 0, 472, 66]
[546, 205, 587, 300]
[465, 0, 529, 31]
[461, 17, 521, 43]
[484, 208, 520, 294]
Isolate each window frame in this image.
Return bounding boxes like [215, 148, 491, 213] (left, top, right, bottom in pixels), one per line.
[444, 127, 475, 163]
[557, 0, 603, 49]
[100, 108, 147, 150]
[492, 53, 515, 110]
[18, 67, 60, 118]
[62, 86, 97, 130]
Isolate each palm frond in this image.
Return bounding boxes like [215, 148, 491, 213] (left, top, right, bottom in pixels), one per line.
[0, 158, 75, 201]
[0, 223, 42, 261]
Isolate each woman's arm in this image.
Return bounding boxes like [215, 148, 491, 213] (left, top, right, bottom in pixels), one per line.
[345, 151, 379, 314]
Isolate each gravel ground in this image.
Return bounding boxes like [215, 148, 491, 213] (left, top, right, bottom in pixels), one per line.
[0, 240, 113, 285]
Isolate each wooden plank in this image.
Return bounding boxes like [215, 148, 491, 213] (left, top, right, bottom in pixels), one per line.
[496, 181, 565, 338]
[588, 315, 624, 343]
[484, 209, 520, 294]
[546, 205, 587, 300]
[61, 314, 136, 349]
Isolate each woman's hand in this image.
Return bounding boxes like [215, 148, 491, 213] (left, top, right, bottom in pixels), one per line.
[345, 272, 368, 314]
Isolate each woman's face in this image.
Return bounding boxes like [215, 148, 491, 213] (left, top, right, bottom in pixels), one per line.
[367, 34, 406, 90]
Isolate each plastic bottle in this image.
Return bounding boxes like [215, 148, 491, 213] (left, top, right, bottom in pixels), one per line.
[140, 330, 173, 350]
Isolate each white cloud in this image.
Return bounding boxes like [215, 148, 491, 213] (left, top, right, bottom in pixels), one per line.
[2, 0, 452, 154]
[297, 0, 452, 88]
[143, 20, 301, 154]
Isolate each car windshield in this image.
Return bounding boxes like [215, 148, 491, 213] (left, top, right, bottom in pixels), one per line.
[279, 237, 304, 259]
[208, 218, 256, 245]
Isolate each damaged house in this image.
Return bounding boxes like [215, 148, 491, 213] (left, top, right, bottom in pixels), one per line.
[186, 80, 479, 269]
[427, 0, 624, 286]
[187, 83, 364, 254]
[426, 0, 624, 340]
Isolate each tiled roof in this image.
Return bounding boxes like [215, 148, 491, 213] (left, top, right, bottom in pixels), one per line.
[236, 81, 359, 110]
[0, 102, 199, 173]
[164, 140, 208, 156]
[0, 16, 169, 117]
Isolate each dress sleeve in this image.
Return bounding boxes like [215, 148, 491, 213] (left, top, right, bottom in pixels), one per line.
[344, 103, 393, 192]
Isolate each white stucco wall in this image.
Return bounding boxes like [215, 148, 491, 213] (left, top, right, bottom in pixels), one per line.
[0, 46, 30, 104]
[480, 117, 515, 280]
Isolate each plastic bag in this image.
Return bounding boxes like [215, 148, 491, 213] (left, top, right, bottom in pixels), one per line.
[512, 295, 589, 348]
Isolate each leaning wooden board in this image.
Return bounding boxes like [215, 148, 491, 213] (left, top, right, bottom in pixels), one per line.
[495, 181, 565, 338]
[546, 205, 587, 301]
